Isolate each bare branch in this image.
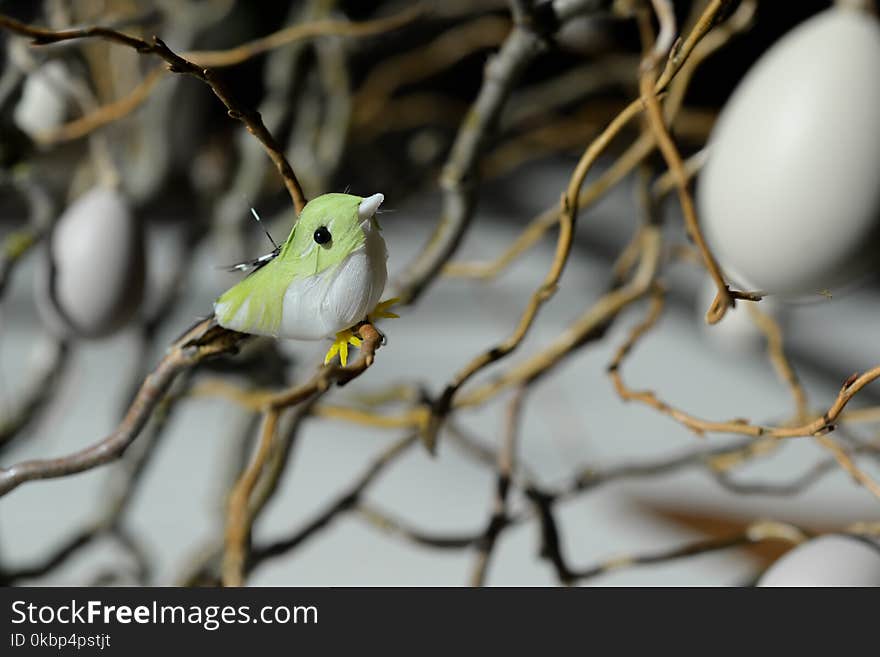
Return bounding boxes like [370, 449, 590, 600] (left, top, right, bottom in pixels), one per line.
[470, 387, 526, 586]
[393, 0, 609, 305]
[223, 324, 387, 586]
[0, 14, 308, 213]
[247, 433, 418, 576]
[0, 320, 247, 496]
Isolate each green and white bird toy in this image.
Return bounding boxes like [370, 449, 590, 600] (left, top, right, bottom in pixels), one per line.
[214, 193, 397, 366]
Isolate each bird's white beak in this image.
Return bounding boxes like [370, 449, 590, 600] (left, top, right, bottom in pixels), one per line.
[358, 193, 384, 222]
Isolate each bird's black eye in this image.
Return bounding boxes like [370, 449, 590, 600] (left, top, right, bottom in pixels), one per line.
[313, 226, 332, 245]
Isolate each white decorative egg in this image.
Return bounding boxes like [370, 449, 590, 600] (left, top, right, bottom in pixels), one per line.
[13, 60, 68, 140]
[35, 186, 145, 338]
[698, 8, 880, 297]
[696, 277, 782, 354]
[758, 535, 880, 587]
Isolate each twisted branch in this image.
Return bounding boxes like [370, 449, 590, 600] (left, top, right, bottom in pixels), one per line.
[0, 14, 308, 212]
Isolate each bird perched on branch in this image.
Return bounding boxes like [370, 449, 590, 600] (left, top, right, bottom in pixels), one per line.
[214, 193, 397, 366]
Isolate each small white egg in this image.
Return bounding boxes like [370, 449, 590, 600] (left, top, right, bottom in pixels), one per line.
[695, 277, 782, 355]
[757, 535, 880, 587]
[35, 186, 145, 339]
[698, 8, 880, 297]
[13, 60, 68, 139]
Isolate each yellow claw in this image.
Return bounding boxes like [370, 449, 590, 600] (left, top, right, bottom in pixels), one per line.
[324, 299, 400, 366]
[369, 297, 401, 322]
[324, 329, 363, 367]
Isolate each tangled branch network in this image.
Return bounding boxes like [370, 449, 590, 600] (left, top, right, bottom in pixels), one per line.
[1, 0, 879, 586]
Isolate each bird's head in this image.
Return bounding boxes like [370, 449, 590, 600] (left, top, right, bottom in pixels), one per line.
[281, 192, 384, 271]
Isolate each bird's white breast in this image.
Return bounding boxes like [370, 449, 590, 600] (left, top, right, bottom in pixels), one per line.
[279, 228, 387, 340]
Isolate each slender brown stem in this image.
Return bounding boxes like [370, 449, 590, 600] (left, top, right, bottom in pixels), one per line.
[0, 14, 308, 213]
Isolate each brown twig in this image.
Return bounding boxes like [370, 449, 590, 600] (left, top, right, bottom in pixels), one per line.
[246, 432, 418, 577]
[470, 387, 526, 586]
[637, 2, 739, 324]
[31, 6, 422, 146]
[444, 132, 655, 280]
[187, 5, 422, 68]
[814, 434, 880, 501]
[0, 367, 196, 584]
[425, 96, 651, 449]
[353, 13, 511, 127]
[0, 320, 247, 497]
[456, 224, 661, 408]
[393, 0, 608, 305]
[0, 14, 307, 213]
[748, 304, 810, 422]
[349, 429, 878, 558]
[222, 324, 385, 586]
[355, 503, 482, 549]
[34, 66, 164, 144]
[606, 289, 880, 500]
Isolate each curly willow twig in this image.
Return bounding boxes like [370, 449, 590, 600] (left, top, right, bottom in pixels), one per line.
[0, 13, 308, 213]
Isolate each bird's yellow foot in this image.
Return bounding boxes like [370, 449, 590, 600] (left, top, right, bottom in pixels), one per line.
[324, 329, 363, 367]
[369, 297, 401, 323]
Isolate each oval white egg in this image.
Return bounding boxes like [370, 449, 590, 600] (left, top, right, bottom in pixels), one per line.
[35, 186, 145, 339]
[757, 534, 880, 587]
[696, 277, 783, 354]
[13, 60, 68, 140]
[698, 8, 880, 297]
